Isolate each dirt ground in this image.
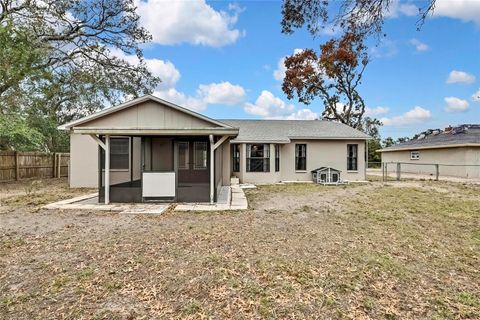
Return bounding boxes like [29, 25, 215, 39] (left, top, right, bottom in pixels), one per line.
[0, 178, 479, 319]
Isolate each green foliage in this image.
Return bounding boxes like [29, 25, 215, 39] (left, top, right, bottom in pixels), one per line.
[0, 0, 159, 152]
[0, 113, 45, 151]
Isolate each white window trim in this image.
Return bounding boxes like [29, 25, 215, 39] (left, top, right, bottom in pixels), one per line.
[410, 151, 420, 160]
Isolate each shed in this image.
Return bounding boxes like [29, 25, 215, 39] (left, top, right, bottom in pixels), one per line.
[311, 167, 344, 185]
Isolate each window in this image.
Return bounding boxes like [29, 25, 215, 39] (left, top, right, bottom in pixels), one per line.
[410, 151, 420, 160]
[275, 144, 280, 172]
[246, 144, 270, 172]
[347, 144, 358, 171]
[232, 144, 240, 172]
[101, 137, 129, 170]
[178, 142, 189, 169]
[194, 142, 208, 169]
[295, 144, 307, 171]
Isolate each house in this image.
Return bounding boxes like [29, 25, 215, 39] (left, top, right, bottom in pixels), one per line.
[378, 124, 480, 179]
[60, 95, 370, 204]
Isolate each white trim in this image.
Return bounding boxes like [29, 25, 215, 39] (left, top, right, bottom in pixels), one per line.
[104, 135, 110, 205]
[59, 95, 234, 130]
[209, 135, 214, 204]
[213, 135, 229, 150]
[378, 143, 480, 152]
[72, 128, 239, 135]
[193, 141, 208, 170]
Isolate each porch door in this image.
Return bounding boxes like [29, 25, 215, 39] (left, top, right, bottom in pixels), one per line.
[176, 139, 210, 202]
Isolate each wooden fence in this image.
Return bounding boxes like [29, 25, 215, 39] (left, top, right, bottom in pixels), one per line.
[0, 151, 69, 182]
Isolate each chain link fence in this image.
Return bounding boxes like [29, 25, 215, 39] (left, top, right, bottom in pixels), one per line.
[367, 162, 480, 183]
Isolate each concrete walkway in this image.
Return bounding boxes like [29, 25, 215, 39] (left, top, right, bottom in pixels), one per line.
[43, 185, 248, 214]
[174, 185, 248, 211]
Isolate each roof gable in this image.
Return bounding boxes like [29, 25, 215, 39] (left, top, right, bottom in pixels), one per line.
[60, 95, 232, 130]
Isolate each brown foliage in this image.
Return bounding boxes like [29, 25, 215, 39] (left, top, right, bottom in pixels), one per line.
[282, 32, 368, 128]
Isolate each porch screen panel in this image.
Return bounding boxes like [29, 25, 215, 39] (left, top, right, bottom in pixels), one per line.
[178, 142, 189, 169]
[101, 137, 129, 170]
[246, 144, 270, 172]
[194, 142, 208, 170]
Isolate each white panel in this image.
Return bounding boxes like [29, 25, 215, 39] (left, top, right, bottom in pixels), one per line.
[142, 172, 176, 197]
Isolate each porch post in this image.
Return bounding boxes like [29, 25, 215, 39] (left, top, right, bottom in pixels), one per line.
[105, 135, 110, 204]
[209, 134, 214, 204]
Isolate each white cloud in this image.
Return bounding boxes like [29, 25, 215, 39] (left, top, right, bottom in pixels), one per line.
[385, 0, 418, 18]
[135, 0, 243, 47]
[244, 90, 295, 117]
[365, 106, 390, 117]
[472, 89, 480, 102]
[155, 88, 207, 111]
[446, 70, 476, 84]
[109, 48, 181, 90]
[273, 48, 305, 82]
[434, 0, 480, 25]
[409, 38, 429, 52]
[381, 106, 431, 126]
[279, 109, 319, 120]
[444, 96, 470, 112]
[197, 81, 246, 105]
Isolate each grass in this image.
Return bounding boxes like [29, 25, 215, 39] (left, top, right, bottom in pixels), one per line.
[0, 178, 94, 207]
[0, 178, 479, 319]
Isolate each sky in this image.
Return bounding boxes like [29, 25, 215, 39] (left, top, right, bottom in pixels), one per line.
[125, 0, 480, 139]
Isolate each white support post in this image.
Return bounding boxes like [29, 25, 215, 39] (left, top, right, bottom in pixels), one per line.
[105, 135, 110, 204]
[209, 134, 215, 204]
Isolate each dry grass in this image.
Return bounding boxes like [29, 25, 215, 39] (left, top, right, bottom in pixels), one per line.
[0, 179, 479, 319]
[0, 178, 94, 207]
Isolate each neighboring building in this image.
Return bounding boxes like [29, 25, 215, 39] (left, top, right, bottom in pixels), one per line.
[60, 95, 370, 204]
[378, 124, 480, 179]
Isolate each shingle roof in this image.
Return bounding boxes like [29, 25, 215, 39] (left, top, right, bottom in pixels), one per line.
[220, 120, 371, 143]
[380, 128, 480, 152]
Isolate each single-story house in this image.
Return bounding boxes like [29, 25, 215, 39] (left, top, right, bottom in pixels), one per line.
[60, 95, 370, 204]
[378, 124, 480, 179]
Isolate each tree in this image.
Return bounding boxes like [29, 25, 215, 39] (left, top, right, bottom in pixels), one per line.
[0, 0, 160, 151]
[283, 32, 369, 129]
[281, 0, 437, 38]
[360, 117, 382, 166]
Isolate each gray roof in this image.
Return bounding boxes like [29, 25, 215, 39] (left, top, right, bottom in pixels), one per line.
[380, 127, 480, 152]
[220, 119, 371, 143]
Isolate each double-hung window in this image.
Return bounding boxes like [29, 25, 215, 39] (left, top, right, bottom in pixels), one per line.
[246, 144, 270, 172]
[275, 144, 280, 172]
[347, 144, 358, 171]
[295, 144, 307, 171]
[232, 144, 240, 172]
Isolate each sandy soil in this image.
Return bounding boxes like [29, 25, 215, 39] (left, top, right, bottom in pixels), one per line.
[0, 178, 479, 319]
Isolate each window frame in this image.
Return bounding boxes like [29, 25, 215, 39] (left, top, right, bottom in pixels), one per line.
[193, 141, 208, 170]
[410, 151, 420, 160]
[295, 144, 307, 171]
[347, 144, 358, 171]
[275, 144, 280, 172]
[101, 136, 130, 172]
[246, 144, 270, 172]
[178, 141, 189, 170]
[231, 144, 240, 173]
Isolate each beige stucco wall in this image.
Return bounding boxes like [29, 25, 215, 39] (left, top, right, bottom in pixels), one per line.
[227, 140, 367, 184]
[381, 147, 480, 178]
[70, 134, 98, 187]
[70, 134, 142, 188]
[78, 100, 219, 129]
